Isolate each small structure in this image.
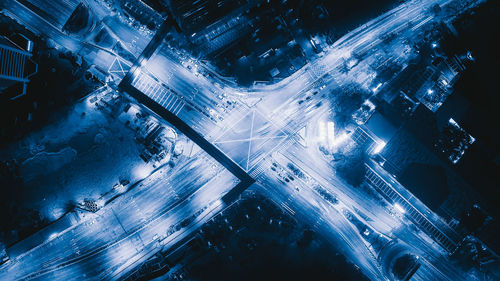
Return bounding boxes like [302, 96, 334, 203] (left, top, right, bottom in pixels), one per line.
[0, 35, 38, 99]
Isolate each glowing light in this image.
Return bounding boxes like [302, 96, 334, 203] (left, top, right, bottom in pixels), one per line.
[210, 199, 225, 210]
[128, 105, 140, 116]
[373, 141, 386, 154]
[27, 40, 33, 52]
[327, 121, 335, 148]
[372, 83, 382, 93]
[331, 132, 349, 147]
[394, 203, 406, 214]
[466, 51, 474, 61]
[48, 232, 59, 240]
[131, 67, 141, 78]
[427, 89, 434, 95]
[96, 199, 105, 207]
[431, 43, 437, 48]
[133, 164, 153, 179]
[448, 118, 458, 127]
[86, 95, 96, 108]
[318, 121, 326, 141]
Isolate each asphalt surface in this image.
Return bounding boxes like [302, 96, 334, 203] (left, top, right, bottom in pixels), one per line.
[1, 151, 239, 280]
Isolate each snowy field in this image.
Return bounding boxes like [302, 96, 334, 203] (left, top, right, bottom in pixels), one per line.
[0, 87, 191, 224]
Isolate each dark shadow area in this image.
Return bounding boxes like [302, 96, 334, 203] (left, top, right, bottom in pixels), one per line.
[0, 15, 102, 146]
[189, 193, 370, 281]
[399, 163, 449, 212]
[440, 0, 500, 216]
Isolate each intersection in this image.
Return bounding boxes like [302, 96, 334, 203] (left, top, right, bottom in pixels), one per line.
[0, 0, 487, 280]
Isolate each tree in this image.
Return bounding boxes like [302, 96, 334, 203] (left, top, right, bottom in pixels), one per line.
[330, 87, 364, 129]
[392, 254, 419, 280]
[334, 146, 366, 187]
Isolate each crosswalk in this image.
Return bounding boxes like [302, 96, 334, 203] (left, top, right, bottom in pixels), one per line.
[0, 45, 29, 82]
[248, 135, 297, 180]
[131, 73, 185, 116]
[249, 157, 271, 180]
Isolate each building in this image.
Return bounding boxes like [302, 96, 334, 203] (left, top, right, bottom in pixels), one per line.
[0, 34, 37, 99]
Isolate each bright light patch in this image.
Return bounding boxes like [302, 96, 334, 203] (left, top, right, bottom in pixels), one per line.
[327, 121, 335, 148]
[427, 89, 434, 95]
[318, 121, 326, 141]
[86, 96, 95, 108]
[27, 40, 33, 52]
[133, 164, 153, 179]
[363, 100, 376, 111]
[346, 58, 358, 68]
[448, 118, 458, 127]
[114, 184, 127, 193]
[132, 67, 141, 78]
[372, 83, 382, 93]
[373, 141, 386, 154]
[466, 51, 474, 61]
[210, 199, 225, 211]
[128, 105, 140, 116]
[394, 203, 406, 214]
[332, 132, 349, 147]
[48, 232, 59, 240]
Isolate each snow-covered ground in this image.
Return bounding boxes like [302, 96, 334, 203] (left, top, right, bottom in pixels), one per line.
[0, 88, 187, 223]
